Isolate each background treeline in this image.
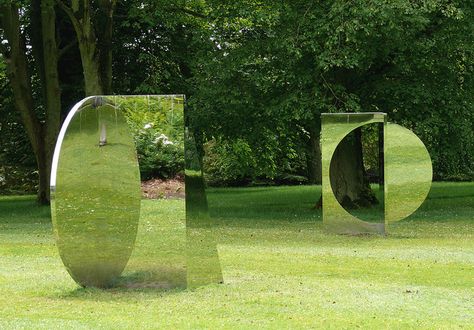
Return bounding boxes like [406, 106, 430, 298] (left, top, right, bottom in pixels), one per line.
[1, 1, 473, 198]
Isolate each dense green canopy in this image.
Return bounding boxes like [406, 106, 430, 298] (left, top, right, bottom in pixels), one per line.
[0, 0, 473, 201]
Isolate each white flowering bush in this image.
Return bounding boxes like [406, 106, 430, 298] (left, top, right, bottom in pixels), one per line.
[134, 125, 184, 180]
[119, 97, 184, 180]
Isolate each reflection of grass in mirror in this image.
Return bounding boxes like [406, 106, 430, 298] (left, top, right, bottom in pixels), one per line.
[53, 104, 141, 287]
[119, 199, 186, 289]
[386, 124, 432, 222]
[186, 172, 223, 287]
[1, 182, 473, 328]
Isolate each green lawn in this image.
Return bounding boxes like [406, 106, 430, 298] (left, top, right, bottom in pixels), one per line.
[0, 182, 473, 329]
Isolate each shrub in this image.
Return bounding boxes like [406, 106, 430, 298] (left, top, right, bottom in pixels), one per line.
[134, 126, 184, 180]
[119, 96, 185, 180]
[203, 139, 256, 186]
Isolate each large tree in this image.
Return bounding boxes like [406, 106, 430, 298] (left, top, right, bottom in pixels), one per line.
[0, 1, 61, 204]
[56, 0, 116, 95]
[190, 0, 474, 205]
[1, 0, 472, 205]
[1, 0, 209, 203]
[0, 0, 115, 203]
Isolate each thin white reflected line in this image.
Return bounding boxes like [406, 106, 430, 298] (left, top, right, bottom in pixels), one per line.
[50, 96, 96, 188]
[50, 95, 184, 188]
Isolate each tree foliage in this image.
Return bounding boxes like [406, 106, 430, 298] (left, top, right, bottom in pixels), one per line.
[0, 0, 473, 201]
[189, 0, 474, 184]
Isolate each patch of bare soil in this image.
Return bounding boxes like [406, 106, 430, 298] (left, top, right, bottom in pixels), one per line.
[141, 177, 185, 199]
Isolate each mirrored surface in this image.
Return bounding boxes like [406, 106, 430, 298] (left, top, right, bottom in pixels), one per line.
[329, 123, 384, 223]
[185, 127, 223, 288]
[114, 95, 187, 289]
[52, 95, 223, 288]
[51, 97, 141, 287]
[385, 123, 432, 224]
[321, 113, 386, 235]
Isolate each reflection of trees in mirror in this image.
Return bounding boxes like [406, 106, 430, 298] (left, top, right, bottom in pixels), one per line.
[185, 125, 223, 287]
[326, 119, 384, 227]
[329, 124, 382, 213]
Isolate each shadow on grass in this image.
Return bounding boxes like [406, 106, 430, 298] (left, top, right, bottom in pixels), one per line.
[57, 272, 187, 301]
[116, 267, 186, 289]
[59, 285, 187, 301]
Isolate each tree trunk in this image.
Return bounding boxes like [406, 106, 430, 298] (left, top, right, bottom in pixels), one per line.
[305, 125, 322, 184]
[57, 0, 116, 95]
[329, 128, 377, 208]
[1, 2, 62, 204]
[36, 141, 49, 203]
[1, 4, 43, 202]
[40, 0, 62, 203]
[79, 45, 104, 95]
[97, 0, 115, 94]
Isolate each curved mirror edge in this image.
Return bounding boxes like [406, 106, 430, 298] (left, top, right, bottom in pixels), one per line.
[385, 123, 433, 224]
[321, 113, 387, 235]
[51, 96, 141, 287]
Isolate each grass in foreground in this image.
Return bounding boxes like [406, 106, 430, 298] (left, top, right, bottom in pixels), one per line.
[0, 182, 473, 329]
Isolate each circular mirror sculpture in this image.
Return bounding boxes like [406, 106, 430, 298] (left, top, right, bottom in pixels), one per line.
[321, 113, 432, 235]
[50, 96, 141, 287]
[322, 113, 386, 234]
[385, 123, 432, 224]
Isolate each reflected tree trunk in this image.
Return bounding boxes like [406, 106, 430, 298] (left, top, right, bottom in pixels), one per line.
[330, 128, 377, 208]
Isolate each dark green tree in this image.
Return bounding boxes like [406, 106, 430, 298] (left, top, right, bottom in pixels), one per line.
[1, 1, 62, 203]
[190, 0, 474, 204]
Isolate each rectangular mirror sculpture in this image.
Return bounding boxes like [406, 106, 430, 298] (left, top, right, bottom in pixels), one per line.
[321, 113, 432, 235]
[321, 113, 386, 235]
[51, 95, 222, 288]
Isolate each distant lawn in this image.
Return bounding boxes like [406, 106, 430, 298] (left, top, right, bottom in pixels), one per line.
[0, 182, 473, 328]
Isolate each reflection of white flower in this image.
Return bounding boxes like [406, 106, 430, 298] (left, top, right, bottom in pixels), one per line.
[144, 123, 153, 129]
[154, 133, 174, 145]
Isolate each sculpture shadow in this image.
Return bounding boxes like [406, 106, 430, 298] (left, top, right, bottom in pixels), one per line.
[115, 267, 186, 290]
[57, 269, 187, 301]
[58, 285, 187, 302]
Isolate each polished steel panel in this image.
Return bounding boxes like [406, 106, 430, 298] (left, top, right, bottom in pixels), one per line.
[51, 96, 141, 287]
[52, 95, 222, 288]
[185, 127, 223, 288]
[321, 113, 386, 235]
[114, 95, 187, 289]
[321, 113, 432, 235]
[385, 123, 432, 224]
